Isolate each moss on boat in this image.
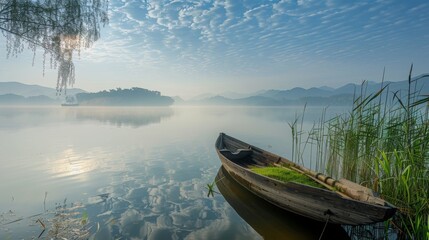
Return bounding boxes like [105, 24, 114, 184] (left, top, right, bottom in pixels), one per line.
[251, 166, 325, 189]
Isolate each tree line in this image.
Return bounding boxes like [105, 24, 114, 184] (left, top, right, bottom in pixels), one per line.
[76, 87, 174, 106]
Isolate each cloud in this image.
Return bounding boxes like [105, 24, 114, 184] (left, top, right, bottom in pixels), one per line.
[76, 0, 429, 79]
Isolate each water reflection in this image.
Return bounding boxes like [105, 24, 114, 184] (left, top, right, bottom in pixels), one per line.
[73, 107, 174, 128]
[0, 106, 354, 239]
[0, 107, 62, 130]
[73, 147, 261, 240]
[216, 166, 350, 240]
[0, 106, 174, 129]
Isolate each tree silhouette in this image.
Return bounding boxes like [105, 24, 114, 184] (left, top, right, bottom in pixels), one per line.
[0, 0, 108, 93]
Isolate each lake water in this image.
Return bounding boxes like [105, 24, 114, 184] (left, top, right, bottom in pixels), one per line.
[0, 106, 351, 239]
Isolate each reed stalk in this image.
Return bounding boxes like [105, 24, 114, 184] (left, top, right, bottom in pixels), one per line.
[290, 66, 429, 239]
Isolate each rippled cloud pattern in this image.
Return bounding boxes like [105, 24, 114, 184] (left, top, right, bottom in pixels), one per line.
[86, 0, 428, 74]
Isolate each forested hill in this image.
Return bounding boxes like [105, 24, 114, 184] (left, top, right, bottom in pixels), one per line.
[76, 88, 174, 106]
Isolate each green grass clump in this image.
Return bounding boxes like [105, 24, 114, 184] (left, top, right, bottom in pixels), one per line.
[251, 166, 324, 188]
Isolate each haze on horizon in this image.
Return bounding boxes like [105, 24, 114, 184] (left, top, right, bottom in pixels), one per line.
[0, 0, 428, 99]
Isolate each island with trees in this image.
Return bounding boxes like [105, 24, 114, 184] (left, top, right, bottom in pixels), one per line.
[76, 87, 174, 106]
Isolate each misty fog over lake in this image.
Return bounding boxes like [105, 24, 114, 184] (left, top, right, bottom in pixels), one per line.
[1, 106, 351, 239]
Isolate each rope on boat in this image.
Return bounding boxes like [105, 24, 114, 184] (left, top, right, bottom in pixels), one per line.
[319, 210, 332, 240]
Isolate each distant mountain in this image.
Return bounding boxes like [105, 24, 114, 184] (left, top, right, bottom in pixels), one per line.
[172, 96, 185, 104]
[319, 86, 335, 91]
[3, 74, 427, 107]
[218, 90, 267, 99]
[332, 76, 429, 98]
[188, 90, 267, 101]
[0, 82, 86, 98]
[0, 82, 176, 106]
[187, 74, 429, 106]
[0, 94, 25, 104]
[188, 93, 216, 101]
[197, 95, 233, 105]
[235, 96, 283, 106]
[258, 87, 333, 101]
[0, 93, 57, 105]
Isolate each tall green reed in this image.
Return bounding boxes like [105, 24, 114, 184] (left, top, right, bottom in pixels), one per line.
[290, 66, 429, 239]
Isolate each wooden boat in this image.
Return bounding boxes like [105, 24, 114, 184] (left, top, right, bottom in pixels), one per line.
[215, 133, 396, 225]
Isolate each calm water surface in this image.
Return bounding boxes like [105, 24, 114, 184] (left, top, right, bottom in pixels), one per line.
[0, 106, 350, 239]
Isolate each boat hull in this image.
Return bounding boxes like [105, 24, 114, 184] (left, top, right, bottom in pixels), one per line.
[215, 166, 351, 239]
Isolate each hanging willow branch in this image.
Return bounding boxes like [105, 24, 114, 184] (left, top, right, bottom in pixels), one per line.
[0, 0, 108, 93]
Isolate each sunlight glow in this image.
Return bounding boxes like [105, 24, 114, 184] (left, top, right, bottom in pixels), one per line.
[50, 147, 96, 181]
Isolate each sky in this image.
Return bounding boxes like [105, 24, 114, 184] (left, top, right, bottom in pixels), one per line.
[0, 0, 428, 99]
